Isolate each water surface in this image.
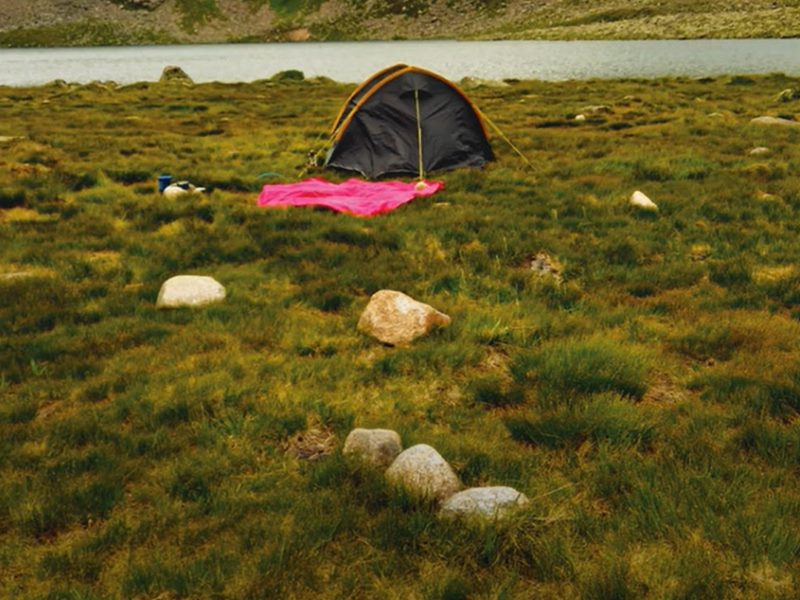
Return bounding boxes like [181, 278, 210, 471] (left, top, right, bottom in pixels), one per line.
[1, 39, 800, 86]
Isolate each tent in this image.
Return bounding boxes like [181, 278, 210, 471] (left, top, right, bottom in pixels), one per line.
[324, 64, 494, 179]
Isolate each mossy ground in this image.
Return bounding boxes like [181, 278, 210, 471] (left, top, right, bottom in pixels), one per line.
[2, 74, 800, 598]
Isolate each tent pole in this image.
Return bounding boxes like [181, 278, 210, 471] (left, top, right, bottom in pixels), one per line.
[414, 88, 424, 181]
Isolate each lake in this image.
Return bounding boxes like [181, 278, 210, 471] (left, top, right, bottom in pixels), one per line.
[2, 39, 800, 86]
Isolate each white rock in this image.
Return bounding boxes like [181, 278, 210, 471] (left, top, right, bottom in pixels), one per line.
[343, 428, 403, 468]
[439, 486, 530, 521]
[385, 444, 461, 502]
[750, 116, 800, 128]
[630, 190, 658, 212]
[162, 184, 187, 199]
[156, 275, 226, 308]
[357, 290, 450, 346]
[748, 147, 771, 156]
[162, 181, 206, 199]
[574, 114, 587, 122]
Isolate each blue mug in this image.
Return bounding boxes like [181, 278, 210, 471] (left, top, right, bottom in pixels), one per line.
[158, 175, 172, 192]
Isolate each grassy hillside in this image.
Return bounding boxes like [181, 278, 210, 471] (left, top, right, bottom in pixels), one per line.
[2, 73, 800, 597]
[1, 0, 800, 46]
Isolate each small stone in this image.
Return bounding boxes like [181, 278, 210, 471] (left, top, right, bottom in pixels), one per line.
[439, 486, 529, 521]
[574, 114, 586, 122]
[748, 147, 770, 156]
[343, 428, 402, 468]
[581, 105, 612, 114]
[630, 190, 658, 212]
[385, 444, 461, 502]
[756, 190, 782, 202]
[750, 116, 800, 128]
[358, 290, 450, 346]
[156, 275, 225, 308]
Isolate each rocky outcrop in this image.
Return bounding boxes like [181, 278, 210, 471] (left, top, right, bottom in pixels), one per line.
[357, 290, 450, 346]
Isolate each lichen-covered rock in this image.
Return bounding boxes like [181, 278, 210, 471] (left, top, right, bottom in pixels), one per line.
[357, 290, 450, 346]
[160, 65, 193, 85]
[385, 444, 461, 502]
[343, 428, 402, 468]
[156, 275, 225, 308]
[439, 486, 530, 521]
[630, 190, 658, 212]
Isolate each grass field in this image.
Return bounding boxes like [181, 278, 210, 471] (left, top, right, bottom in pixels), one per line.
[2, 72, 800, 598]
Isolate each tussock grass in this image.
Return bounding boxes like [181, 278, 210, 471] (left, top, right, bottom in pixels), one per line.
[2, 74, 800, 598]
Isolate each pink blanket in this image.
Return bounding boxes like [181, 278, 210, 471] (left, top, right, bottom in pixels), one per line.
[256, 178, 444, 217]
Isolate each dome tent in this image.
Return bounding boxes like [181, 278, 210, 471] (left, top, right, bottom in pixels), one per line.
[325, 65, 494, 179]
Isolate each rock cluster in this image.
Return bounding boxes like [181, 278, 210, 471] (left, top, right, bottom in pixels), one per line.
[344, 428, 528, 522]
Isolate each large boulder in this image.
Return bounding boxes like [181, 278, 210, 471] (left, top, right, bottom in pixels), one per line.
[156, 275, 225, 308]
[750, 116, 800, 128]
[343, 428, 403, 468]
[358, 290, 450, 346]
[385, 444, 461, 502]
[439, 486, 530, 521]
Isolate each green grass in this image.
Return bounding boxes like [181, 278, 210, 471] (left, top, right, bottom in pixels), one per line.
[2, 73, 800, 598]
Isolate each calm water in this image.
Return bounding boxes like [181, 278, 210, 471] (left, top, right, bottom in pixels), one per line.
[1, 39, 800, 86]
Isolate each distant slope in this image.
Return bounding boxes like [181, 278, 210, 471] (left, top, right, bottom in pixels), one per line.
[1, 0, 800, 47]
